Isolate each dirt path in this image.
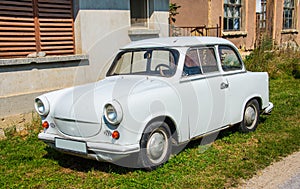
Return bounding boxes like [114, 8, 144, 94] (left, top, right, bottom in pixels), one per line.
[236, 151, 300, 189]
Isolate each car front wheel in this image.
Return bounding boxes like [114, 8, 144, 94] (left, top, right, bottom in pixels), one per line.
[139, 121, 172, 170]
[239, 99, 260, 133]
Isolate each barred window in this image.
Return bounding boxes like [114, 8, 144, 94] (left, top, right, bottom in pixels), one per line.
[283, 0, 295, 29]
[223, 0, 242, 31]
[260, 0, 267, 29]
[0, 0, 75, 59]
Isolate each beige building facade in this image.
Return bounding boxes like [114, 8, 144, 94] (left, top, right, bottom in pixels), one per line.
[259, 0, 300, 47]
[171, 0, 300, 50]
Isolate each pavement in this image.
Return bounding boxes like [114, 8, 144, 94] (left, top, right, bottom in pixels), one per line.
[237, 151, 300, 189]
[279, 172, 300, 189]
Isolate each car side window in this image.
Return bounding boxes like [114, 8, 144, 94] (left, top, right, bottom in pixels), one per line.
[218, 46, 243, 71]
[198, 47, 219, 73]
[183, 49, 202, 76]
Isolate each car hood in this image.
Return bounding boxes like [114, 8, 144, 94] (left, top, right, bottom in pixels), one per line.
[43, 76, 172, 137]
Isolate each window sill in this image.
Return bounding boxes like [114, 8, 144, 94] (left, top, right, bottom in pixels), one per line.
[281, 29, 298, 34]
[222, 31, 247, 37]
[0, 54, 89, 67]
[128, 28, 160, 36]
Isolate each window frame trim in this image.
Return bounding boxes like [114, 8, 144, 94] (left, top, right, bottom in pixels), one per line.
[181, 46, 221, 78]
[223, 0, 243, 31]
[282, 0, 296, 30]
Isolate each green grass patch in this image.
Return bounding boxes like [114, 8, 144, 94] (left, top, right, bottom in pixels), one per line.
[0, 79, 299, 188]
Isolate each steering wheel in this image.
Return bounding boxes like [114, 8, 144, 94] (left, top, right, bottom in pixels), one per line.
[155, 64, 171, 77]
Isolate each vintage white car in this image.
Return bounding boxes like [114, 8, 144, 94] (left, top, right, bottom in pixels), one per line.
[35, 37, 273, 170]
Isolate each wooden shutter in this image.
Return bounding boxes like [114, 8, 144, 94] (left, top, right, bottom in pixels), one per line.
[0, 0, 36, 58]
[38, 0, 75, 56]
[0, 0, 74, 59]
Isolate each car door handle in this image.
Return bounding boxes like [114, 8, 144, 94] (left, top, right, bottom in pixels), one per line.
[220, 82, 229, 89]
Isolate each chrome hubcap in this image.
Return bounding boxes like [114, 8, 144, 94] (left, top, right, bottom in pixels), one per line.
[147, 130, 167, 164]
[245, 105, 257, 129]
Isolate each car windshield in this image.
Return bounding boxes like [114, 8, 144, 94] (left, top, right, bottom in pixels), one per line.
[107, 49, 179, 77]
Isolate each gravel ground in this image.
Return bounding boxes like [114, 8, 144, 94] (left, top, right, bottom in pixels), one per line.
[237, 151, 300, 189]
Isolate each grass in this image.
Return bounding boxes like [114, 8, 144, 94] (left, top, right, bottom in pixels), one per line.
[0, 78, 299, 188]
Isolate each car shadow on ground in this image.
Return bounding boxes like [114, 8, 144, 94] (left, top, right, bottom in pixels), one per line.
[43, 122, 263, 174]
[43, 146, 137, 174]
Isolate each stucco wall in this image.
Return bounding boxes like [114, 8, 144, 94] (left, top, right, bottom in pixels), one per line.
[272, 0, 300, 46]
[0, 0, 169, 118]
[0, 57, 89, 117]
[220, 0, 257, 50]
[170, 0, 209, 26]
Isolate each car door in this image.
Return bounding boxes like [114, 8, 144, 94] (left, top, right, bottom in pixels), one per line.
[179, 47, 230, 139]
[217, 45, 247, 124]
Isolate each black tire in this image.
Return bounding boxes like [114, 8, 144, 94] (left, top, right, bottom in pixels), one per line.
[239, 99, 260, 133]
[138, 121, 172, 170]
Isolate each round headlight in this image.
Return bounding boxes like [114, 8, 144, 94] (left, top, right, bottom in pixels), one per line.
[34, 97, 50, 116]
[104, 100, 123, 125]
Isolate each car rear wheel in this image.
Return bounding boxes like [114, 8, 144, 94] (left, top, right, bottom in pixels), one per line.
[139, 121, 172, 170]
[239, 99, 260, 133]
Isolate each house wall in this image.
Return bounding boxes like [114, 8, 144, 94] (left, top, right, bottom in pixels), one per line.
[170, 0, 209, 26]
[222, 0, 257, 50]
[0, 0, 169, 118]
[170, 0, 257, 50]
[272, 0, 300, 47]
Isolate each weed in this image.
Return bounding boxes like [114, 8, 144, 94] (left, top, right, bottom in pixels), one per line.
[244, 37, 300, 79]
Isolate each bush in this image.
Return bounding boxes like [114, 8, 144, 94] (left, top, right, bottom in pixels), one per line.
[244, 37, 300, 79]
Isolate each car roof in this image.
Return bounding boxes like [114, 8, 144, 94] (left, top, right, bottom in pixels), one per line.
[122, 36, 235, 49]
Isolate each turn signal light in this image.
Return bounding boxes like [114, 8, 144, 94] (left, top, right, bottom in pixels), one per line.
[112, 131, 120, 139]
[42, 121, 49, 129]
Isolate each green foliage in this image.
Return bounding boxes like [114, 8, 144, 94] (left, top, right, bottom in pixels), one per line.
[0, 79, 299, 188]
[169, 3, 181, 23]
[244, 37, 300, 79]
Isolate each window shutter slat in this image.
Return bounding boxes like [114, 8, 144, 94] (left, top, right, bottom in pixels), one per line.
[0, 0, 74, 59]
[0, 1, 36, 58]
[38, 0, 74, 56]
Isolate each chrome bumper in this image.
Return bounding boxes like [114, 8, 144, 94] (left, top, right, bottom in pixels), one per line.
[38, 132, 140, 162]
[262, 102, 273, 115]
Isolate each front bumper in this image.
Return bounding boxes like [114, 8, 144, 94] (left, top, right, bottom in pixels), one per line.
[262, 102, 274, 115]
[38, 132, 140, 162]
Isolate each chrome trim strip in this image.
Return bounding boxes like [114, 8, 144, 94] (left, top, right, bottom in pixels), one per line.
[53, 117, 99, 124]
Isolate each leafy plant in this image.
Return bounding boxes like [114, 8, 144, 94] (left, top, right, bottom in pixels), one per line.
[169, 3, 181, 24]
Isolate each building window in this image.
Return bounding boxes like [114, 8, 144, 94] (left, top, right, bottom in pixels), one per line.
[223, 0, 242, 31]
[259, 0, 267, 29]
[0, 0, 74, 59]
[283, 0, 295, 29]
[130, 0, 148, 27]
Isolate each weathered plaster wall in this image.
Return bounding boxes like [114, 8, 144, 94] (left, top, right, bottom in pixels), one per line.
[0, 57, 88, 117]
[221, 0, 257, 50]
[272, 0, 300, 46]
[76, 10, 132, 81]
[170, 0, 209, 26]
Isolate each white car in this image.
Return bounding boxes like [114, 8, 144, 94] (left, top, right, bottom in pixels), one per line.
[35, 37, 273, 170]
